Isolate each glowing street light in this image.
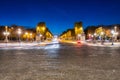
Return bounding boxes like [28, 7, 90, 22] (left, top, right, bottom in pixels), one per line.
[17, 28, 22, 46]
[3, 26, 10, 43]
[88, 34, 91, 40]
[114, 26, 117, 32]
[18, 28, 22, 42]
[94, 33, 97, 39]
[3, 31, 10, 42]
[101, 32, 104, 35]
[100, 32, 104, 45]
[30, 33, 33, 42]
[25, 32, 28, 41]
[114, 26, 118, 41]
[115, 32, 118, 36]
[30, 33, 32, 36]
[111, 30, 115, 45]
[40, 34, 42, 42]
[78, 34, 81, 40]
[94, 33, 96, 36]
[93, 33, 97, 43]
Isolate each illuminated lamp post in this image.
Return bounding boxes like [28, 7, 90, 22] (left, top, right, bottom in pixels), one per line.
[30, 33, 32, 42]
[115, 32, 118, 41]
[3, 26, 10, 43]
[88, 34, 91, 40]
[17, 28, 22, 46]
[78, 34, 81, 40]
[3, 31, 10, 42]
[93, 33, 97, 43]
[100, 32, 104, 45]
[39, 34, 42, 42]
[91, 34, 94, 39]
[111, 30, 115, 45]
[18, 28, 22, 42]
[25, 32, 28, 42]
[114, 26, 117, 41]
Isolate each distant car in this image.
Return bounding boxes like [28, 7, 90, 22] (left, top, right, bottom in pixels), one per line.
[51, 40, 59, 44]
[51, 36, 59, 44]
[77, 40, 81, 44]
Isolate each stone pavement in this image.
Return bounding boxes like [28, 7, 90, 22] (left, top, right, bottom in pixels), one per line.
[60, 40, 120, 47]
[0, 42, 49, 48]
[84, 42, 120, 47]
[0, 41, 120, 49]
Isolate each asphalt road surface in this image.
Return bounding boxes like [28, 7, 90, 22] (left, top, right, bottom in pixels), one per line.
[0, 43, 120, 80]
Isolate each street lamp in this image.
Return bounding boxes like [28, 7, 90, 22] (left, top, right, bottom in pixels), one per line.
[3, 26, 10, 43]
[3, 31, 10, 42]
[18, 28, 22, 42]
[93, 33, 97, 43]
[114, 26, 117, 32]
[78, 34, 81, 40]
[17, 28, 22, 46]
[30, 33, 33, 42]
[100, 32, 104, 45]
[25, 32, 28, 41]
[111, 30, 115, 45]
[39, 34, 42, 42]
[114, 26, 118, 41]
[88, 34, 91, 40]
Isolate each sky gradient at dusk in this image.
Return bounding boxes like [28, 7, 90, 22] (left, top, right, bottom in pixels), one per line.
[0, 0, 120, 35]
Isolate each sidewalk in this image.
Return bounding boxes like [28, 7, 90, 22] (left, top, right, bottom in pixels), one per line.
[0, 41, 51, 48]
[60, 40, 120, 47]
[0, 41, 120, 48]
[84, 41, 120, 47]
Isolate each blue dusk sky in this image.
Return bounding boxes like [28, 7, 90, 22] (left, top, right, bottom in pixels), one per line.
[0, 0, 120, 35]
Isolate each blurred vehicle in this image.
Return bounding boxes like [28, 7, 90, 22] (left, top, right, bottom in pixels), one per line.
[77, 40, 81, 44]
[51, 35, 59, 44]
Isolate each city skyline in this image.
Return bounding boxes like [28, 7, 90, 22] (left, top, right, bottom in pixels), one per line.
[0, 0, 120, 35]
